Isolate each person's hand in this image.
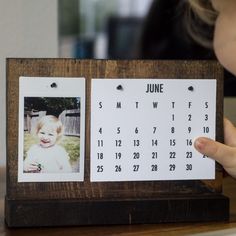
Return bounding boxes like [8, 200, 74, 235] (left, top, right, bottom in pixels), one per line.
[23, 161, 42, 173]
[194, 118, 236, 178]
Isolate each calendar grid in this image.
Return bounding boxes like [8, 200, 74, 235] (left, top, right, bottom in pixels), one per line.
[91, 79, 216, 182]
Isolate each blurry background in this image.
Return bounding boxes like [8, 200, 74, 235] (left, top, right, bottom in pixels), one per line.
[0, 0, 58, 167]
[0, 0, 236, 167]
[58, 0, 152, 59]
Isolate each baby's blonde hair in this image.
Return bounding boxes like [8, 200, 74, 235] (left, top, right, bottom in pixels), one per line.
[185, 0, 218, 48]
[35, 115, 63, 141]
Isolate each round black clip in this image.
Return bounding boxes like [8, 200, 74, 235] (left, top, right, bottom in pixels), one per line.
[116, 85, 123, 91]
[50, 82, 57, 88]
[188, 86, 194, 91]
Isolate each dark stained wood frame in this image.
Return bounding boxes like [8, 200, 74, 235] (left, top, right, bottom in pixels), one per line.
[5, 59, 229, 227]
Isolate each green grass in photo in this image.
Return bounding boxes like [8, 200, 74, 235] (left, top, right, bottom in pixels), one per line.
[59, 135, 80, 162]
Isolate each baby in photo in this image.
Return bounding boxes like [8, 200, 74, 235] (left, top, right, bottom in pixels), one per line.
[24, 115, 72, 173]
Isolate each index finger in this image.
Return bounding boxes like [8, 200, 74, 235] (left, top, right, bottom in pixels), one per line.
[194, 137, 236, 168]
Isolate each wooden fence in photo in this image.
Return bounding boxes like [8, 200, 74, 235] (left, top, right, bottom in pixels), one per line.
[24, 110, 47, 133]
[24, 109, 80, 137]
[59, 109, 80, 137]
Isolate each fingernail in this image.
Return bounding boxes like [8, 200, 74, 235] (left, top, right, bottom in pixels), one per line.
[194, 138, 207, 151]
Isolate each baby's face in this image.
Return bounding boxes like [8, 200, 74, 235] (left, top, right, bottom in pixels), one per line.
[37, 124, 58, 148]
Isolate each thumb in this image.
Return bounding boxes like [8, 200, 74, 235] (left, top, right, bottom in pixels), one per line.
[194, 137, 236, 169]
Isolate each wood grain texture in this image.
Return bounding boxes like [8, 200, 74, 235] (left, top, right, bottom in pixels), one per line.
[6, 59, 224, 201]
[1, 168, 235, 234]
[5, 196, 229, 227]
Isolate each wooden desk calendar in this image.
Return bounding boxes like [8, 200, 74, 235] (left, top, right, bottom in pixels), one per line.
[5, 59, 229, 227]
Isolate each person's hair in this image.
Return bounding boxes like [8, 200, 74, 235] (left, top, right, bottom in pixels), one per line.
[185, 0, 218, 48]
[35, 115, 63, 141]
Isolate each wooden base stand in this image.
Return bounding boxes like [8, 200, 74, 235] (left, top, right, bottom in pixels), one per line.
[5, 195, 229, 227]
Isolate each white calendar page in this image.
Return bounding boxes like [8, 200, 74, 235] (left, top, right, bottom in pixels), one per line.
[90, 79, 216, 182]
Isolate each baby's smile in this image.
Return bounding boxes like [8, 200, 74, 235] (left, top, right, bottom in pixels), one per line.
[41, 139, 50, 144]
[40, 138, 53, 148]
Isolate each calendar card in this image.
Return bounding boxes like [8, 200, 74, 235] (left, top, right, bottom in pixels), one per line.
[18, 77, 85, 182]
[90, 79, 216, 182]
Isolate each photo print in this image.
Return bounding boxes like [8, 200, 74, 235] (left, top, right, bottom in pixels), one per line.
[18, 77, 85, 182]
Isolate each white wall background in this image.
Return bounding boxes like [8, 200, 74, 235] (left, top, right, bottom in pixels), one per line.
[0, 0, 58, 166]
[118, 0, 153, 17]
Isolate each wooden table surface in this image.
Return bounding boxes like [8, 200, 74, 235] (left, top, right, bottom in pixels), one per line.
[2, 167, 236, 236]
